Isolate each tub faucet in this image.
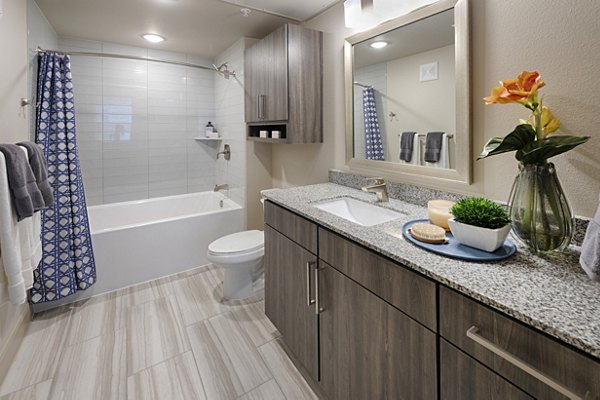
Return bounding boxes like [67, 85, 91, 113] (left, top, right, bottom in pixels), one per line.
[214, 183, 229, 192]
[217, 144, 231, 160]
[362, 177, 389, 202]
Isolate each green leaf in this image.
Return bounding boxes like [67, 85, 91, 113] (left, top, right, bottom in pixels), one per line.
[516, 135, 591, 164]
[477, 124, 537, 160]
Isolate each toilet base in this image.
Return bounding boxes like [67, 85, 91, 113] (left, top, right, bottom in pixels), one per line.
[220, 257, 263, 300]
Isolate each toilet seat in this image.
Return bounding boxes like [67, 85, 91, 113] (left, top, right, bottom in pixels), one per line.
[208, 230, 264, 256]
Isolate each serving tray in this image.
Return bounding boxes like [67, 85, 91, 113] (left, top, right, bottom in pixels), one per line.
[402, 219, 517, 262]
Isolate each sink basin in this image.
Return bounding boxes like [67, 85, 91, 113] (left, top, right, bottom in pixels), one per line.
[313, 197, 404, 227]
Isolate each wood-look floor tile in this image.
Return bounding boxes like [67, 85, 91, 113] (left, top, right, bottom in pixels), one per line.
[0, 380, 52, 400]
[258, 339, 318, 400]
[227, 301, 279, 348]
[0, 307, 73, 396]
[64, 291, 123, 346]
[127, 296, 190, 375]
[237, 379, 285, 400]
[127, 351, 207, 400]
[173, 267, 228, 326]
[48, 329, 127, 400]
[187, 313, 272, 400]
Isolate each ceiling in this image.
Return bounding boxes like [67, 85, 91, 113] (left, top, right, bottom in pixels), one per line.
[34, 0, 341, 59]
[354, 9, 455, 68]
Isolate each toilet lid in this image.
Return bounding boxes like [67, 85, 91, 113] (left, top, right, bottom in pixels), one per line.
[208, 230, 264, 255]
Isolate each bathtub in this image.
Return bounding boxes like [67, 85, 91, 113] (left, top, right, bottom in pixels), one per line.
[32, 192, 243, 312]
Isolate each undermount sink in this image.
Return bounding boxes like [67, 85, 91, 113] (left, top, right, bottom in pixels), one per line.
[313, 197, 404, 227]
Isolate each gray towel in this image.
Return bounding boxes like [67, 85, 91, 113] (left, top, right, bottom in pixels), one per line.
[0, 144, 45, 221]
[17, 141, 53, 208]
[399, 132, 417, 162]
[580, 197, 600, 282]
[424, 131, 445, 163]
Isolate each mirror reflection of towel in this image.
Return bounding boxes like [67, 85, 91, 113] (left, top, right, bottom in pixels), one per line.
[424, 131, 444, 163]
[400, 131, 417, 162]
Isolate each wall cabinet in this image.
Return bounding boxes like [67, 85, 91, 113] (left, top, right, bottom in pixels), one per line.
[263, 200, 600, 399]
[244, 24, 323, 144]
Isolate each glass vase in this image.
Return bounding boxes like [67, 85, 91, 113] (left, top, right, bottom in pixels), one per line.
[507, 162, 574, 253]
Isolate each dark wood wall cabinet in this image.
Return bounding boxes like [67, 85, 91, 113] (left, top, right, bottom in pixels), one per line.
[263, 200, 600, 399]
[244, 24, 323, 144]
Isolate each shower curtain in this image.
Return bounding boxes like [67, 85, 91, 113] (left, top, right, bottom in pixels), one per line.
[30, 52, 96, 303]
[363, 87, 384, 161]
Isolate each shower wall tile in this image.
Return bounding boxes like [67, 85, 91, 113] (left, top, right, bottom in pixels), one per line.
[61, 38, 218, 205]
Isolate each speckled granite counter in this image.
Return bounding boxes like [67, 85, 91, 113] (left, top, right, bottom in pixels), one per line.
[262, 183, 600, 360]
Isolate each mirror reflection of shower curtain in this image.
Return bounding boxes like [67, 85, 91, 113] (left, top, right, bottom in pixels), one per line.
[362, 87, 385, 161]
[30, 52, 97, 304]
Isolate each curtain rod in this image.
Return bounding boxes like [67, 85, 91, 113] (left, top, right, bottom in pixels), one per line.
[353, 81, 372, 88]
[35, 47, 234, 77]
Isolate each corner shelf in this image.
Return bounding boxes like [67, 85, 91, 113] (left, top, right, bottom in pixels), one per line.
[194, 137, 222, 141]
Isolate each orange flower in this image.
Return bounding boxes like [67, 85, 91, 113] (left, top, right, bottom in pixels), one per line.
[484, 71, 545, 105]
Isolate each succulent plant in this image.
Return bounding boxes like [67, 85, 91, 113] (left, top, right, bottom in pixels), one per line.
[451, 197, 511, 230]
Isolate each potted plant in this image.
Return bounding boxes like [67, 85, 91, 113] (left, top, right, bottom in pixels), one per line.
[448, 197, 512, 252]
[478, 71, 590, 253]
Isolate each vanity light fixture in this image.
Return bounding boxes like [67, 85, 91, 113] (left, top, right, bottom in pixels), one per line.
[370, 41, 389, 49]
[141, 33, 166, 43]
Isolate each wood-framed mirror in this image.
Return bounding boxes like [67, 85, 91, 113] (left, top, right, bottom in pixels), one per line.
[344, 0, 471, 189]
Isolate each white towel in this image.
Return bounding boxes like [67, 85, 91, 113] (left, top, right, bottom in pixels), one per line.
[580, 194, 600, 282]
[425, 133, 450, 169]
[399, 132, 420, 165]
[0, 147, 41, 304]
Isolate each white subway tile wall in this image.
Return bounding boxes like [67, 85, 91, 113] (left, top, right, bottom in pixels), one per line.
[59, 38, 217, 205]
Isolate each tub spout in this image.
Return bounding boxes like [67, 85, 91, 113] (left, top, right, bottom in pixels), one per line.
[214, 183, 229, 192]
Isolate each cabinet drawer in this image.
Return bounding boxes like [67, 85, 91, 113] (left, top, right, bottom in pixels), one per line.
[441, 339, 533, 400]
[264, 201, 317, 254]
[319, 228, 437, 330]
[440, 286, 600, 400]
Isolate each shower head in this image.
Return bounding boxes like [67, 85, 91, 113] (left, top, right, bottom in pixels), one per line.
[213, 62, 235, 80]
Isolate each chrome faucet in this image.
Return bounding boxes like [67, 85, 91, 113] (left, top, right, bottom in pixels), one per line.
[217, 144, 231, 160]
[362, 177, 389, 202]
[213, 183, 229, 192]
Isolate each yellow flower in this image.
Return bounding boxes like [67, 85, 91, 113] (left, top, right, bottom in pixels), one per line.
[527, 106, 560, 137]
[484, 70, 545, 105]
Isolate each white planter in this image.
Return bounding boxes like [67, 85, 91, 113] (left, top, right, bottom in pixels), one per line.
[448, 218, 511, 252]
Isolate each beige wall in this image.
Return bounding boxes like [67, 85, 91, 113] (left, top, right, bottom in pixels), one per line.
[0, 0, 32, 381]
[271, 0, 600, 218]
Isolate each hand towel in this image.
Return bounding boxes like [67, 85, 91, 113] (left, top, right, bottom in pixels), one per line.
[0, 152, 40, 304]
[0, 144, 44, 220]
[424, 131, 445, 163]
[580, 195, 600, 282]
[425, 133, 450, 169]
[399, 131, 417, 162]
[17, 141, 53, 208]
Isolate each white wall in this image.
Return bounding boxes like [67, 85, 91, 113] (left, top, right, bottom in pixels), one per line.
[278, 0, 600, 218]
[58, 38, 217, 205]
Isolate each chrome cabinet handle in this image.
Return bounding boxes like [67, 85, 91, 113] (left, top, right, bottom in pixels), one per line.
[306, 261, 316, 306]
[315, 265, 324, 315]
[466, 326, 584, 400]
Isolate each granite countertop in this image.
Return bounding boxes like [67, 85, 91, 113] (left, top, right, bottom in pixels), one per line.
[262, 183, 600, 359]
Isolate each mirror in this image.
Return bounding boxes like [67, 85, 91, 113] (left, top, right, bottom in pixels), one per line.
[345, 0, 471, 187]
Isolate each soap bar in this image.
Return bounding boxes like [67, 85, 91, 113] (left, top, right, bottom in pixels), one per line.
[428, 199, 455, 230]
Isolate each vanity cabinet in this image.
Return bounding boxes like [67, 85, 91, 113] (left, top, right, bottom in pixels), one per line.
[244, 24, 323, 143]
[440, 286, 600, 400]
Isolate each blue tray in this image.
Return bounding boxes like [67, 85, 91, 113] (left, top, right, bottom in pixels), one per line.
[402, 219, 517, 262]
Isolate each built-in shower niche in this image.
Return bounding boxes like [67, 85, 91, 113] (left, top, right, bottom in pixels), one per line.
[247, 124, 287, 142]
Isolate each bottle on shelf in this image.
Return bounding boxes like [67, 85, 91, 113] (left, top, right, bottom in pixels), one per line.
[205, 121, 215, 138]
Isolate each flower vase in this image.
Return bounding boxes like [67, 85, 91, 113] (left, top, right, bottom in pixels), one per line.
[508, 162, 574, 253]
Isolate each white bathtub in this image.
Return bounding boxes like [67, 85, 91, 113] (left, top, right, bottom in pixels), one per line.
[32, 192, 243, 312]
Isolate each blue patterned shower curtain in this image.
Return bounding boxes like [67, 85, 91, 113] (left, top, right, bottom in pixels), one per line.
[30, 53, 96, 303]
[363, 87, 384, 161]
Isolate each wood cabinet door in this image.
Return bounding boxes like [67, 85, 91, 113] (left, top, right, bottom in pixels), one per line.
[440, 339, 534, 400]
[244, 39, 264, 122]
[319, 261, 437, 400]
[264, 225, 318, 381]
[262, 24, 288, 122]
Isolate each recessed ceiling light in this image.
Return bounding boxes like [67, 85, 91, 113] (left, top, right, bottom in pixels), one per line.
[370, 41, 389, 49]
[141, 33, 166, 43]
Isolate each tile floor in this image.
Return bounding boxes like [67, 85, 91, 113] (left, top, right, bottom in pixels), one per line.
[0, 265, 318, 400]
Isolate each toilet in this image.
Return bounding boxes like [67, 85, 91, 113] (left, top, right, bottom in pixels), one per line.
[207, 229, 264, 300]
